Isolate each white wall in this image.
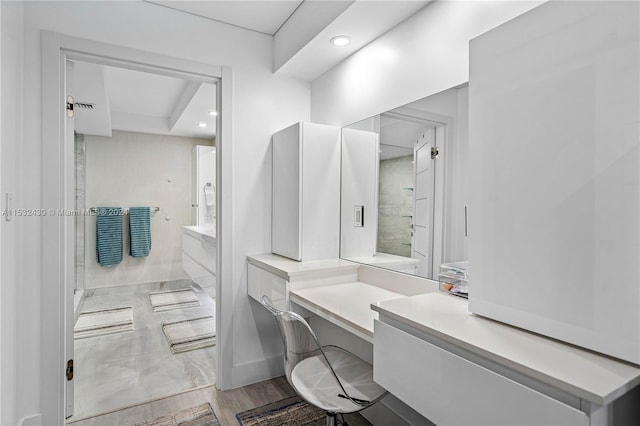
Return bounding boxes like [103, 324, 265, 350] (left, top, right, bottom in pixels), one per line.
[1, 3, 24, 425]
[83, 131, 208, 288]
[310, 0, 543, 127]
[12, 1, 309, 423]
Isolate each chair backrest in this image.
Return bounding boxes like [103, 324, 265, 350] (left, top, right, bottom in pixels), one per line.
[261, 295, 388, 410]
[261, 296, 323, 382]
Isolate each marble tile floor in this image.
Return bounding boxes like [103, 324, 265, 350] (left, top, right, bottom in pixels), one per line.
[67, 376, 372, 426]
[70, 279, 217, 422]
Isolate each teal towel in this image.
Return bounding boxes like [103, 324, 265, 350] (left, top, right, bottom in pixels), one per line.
[129, 207, 151, 257]
[95, 207, 123, 267]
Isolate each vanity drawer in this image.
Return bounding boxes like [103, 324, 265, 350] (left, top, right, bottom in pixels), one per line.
[182, 252, 215, 287]
[182, 232, 216, 274]
[373, 321, 588, 426]
[247, 263, 288, 310]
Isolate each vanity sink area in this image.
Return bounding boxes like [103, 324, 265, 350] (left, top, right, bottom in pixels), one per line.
[248, 254, 640, 425]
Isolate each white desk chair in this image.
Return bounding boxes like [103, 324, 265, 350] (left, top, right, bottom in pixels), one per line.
[261, 295, 388, 426]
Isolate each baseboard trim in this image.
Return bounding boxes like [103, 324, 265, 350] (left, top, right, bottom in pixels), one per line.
[19, 413, 42, 426]
[231, 354, 284, 388]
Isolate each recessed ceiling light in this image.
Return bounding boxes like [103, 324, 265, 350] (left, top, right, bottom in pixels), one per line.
[209, 111, 218, 117]
[330, 36, 351, 47]
[197, 122, 207, 128]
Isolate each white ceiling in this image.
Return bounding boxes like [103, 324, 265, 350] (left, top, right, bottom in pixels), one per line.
[73, 62, 217, 139]
[73, 0, 434, 138]
[380, 115, 429, 159]
[275, 0, 431, 80]
[146, 0, 303, 35]
[147, 0, 432, 81]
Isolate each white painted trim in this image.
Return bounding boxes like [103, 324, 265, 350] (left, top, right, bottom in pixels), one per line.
[0, 2, 3, 421]
[0, 5, 3, 422]
[41, 31, 230, 424]
[216, 66, 234, 390]
[58, 34, 221, 82]
[432, 124, 447, 276]
[64, 59, 75, 419]
[18, 414, 42, 426]
[230, 354, 284, 388]
[41, 30, 65, 426]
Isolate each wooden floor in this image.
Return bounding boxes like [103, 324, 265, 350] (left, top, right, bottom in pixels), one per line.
[67, 376, 371, 425]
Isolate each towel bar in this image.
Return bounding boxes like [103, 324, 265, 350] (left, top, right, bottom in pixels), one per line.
[89, 207, 160, 215]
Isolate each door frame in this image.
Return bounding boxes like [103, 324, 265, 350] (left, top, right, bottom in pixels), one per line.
[41, 31, 233, 425]
[382, 108, 452, 279]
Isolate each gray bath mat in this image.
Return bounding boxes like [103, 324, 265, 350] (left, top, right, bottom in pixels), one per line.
[162, 316, 216, 354]
[133, 402, 220, 426]
[150, 288, 200, 312]
[74, 306, 134, 339]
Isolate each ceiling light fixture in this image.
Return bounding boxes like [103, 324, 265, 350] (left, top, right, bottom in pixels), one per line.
[209, 111, 218, 117]
[197, 122, 207, 128]
[330, 35, 351, 47]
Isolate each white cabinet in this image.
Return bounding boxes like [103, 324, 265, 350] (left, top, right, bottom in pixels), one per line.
[272, 122, 341, 261]
[468, 0, 640, 363]
[247, 263, 288, 310]
[374, 320, 588, 426]
[182, 227, 216, 289]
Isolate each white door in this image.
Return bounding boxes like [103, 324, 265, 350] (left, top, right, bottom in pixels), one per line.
[413, 128, 436, 278]
[64, 60, 75, 418]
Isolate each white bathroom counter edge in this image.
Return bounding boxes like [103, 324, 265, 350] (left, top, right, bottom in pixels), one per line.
[371, 292, 640, 405]
[183, 225, 216, 243]
[247, 254, 359, 280]
[290, 281, 409, 343]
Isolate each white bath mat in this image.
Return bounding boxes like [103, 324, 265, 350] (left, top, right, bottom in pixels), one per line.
[74, 306, 134, 339]
[162, 316, 216, 354]
[149, 288, 200, 312]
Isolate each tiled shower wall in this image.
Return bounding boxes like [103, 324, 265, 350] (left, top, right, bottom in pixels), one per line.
[377, 155, 414, 257]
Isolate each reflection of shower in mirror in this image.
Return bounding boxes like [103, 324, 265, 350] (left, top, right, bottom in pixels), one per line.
[341, 84, 469, 281]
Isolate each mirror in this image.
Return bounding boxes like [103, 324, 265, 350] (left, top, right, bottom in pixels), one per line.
[340, 84, 469, 282]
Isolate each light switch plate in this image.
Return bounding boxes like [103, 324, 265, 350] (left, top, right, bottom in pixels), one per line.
[354, 205, 364, 227]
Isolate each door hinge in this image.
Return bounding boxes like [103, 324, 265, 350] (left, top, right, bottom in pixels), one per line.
[431, 146, 439, 159]
[66, 359, 74, 381]
[66, 95, 74, 118]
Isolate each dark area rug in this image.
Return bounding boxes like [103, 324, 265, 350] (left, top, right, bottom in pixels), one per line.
[236, 395, 371, 426]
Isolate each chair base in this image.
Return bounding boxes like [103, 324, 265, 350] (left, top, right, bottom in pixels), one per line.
[326, 412, 337, 426]
[326, 412, 350, 426]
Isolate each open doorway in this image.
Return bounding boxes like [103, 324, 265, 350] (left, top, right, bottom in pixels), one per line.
[66, 59, 219, 421]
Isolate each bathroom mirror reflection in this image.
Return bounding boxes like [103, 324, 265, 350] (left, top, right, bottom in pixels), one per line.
[340, 84, 469, 281]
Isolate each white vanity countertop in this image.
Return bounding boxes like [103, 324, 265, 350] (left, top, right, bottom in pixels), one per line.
[247, 254, 359, 280]
[291, 281, 406, 342]
[183, 225, 216, 242]
[371, 292, 640, 405]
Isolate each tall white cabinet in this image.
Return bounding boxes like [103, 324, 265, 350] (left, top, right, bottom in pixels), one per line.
[272, 122, 341, 261]
[469, 1, 639, 364]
